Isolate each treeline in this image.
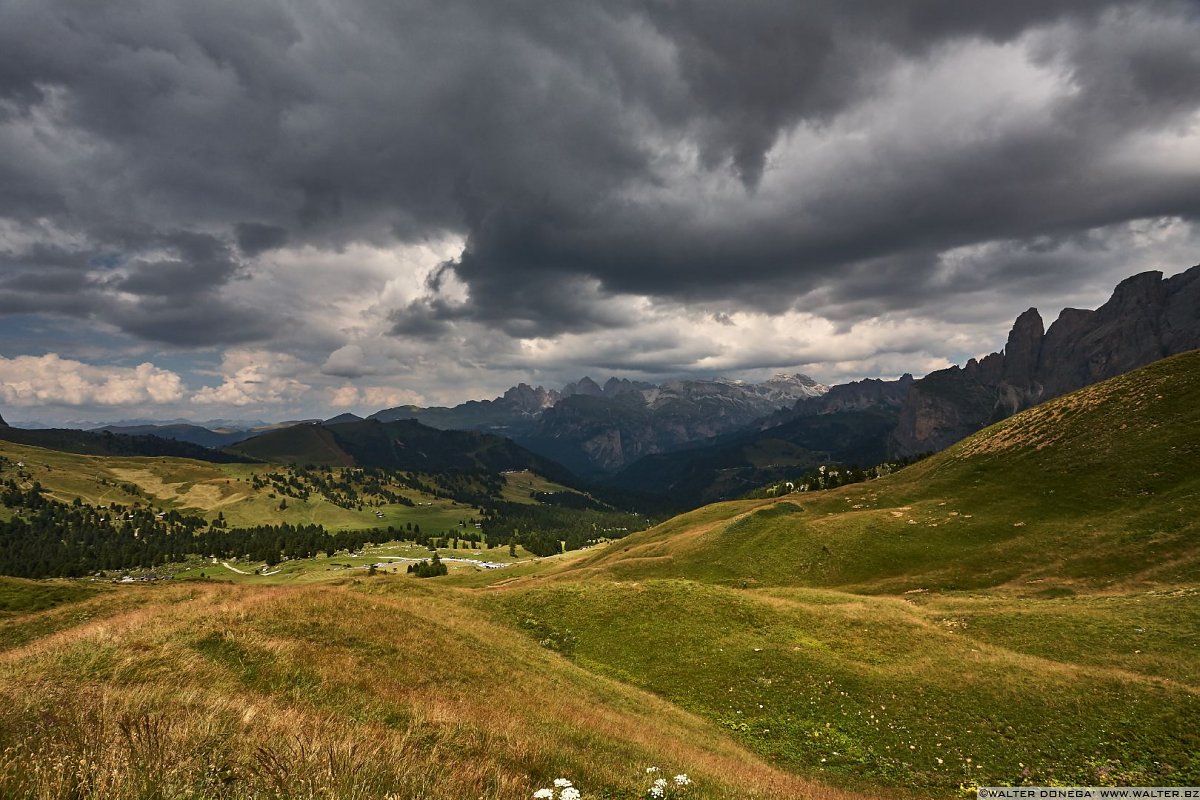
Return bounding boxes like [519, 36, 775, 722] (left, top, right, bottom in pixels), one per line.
[530, 490, 606, 510]
[746, 454, 931, 499]
[242, 464, 501, 510]
[481, 502, 649, 557]
[0, 483, 381, 578]
[248, 466, 417, 510]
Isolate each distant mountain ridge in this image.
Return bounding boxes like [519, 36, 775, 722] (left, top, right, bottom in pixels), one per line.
[227, 417, 578, 485]
[0, 425, 251, 463]
[371, 372, 829, 474]
[892, 264, 1200, 455]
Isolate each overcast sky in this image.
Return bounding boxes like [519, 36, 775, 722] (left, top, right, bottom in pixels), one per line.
[1, 0, 1198, 424]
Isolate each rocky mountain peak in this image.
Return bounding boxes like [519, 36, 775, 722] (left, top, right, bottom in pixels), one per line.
[1001, 307, 1044, 385]
[892, 263, 1200, 457]
[561, 376, 605, 398]
[1108, 270, 1167, 310]
[766, 372, 824, 389]
[601, 377, 650, 398]
[502, 383, 559, 413]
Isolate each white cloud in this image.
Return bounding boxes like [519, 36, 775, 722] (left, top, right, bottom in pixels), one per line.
[329, 385, 424, 411]
[191, 350, 310, 407]
[0, 354, 184, 407]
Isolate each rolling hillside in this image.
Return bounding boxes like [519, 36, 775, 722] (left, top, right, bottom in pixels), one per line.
[0, 577, 859, 800]
[0, 424, 248, 463]
[475, 350, 1200, 792]
[0, 440, 476, 534]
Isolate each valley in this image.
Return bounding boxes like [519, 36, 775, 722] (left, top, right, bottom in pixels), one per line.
[0, 351, 1197, 797]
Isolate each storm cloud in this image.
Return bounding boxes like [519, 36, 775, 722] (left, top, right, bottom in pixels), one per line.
[0, 0, 1198, 419]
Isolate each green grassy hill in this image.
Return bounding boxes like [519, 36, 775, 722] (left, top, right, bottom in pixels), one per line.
[0, 576, 866, 800]
[0, 440, 475, 533]
[222, 423, 354, 466]
[473, 351, 1200, 792]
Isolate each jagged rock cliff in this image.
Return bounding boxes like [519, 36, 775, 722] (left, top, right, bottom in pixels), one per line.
[892, 265, 1200, 456]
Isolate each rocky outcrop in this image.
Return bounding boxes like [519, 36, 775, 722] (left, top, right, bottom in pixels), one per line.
[892, 264, 1200, 456]
[791, 374, 914, 418]
[524, 373, 829, 473]
[502, 383, 560, 413]
[0, 412, 7, 427]
[561, 376, 605, 398]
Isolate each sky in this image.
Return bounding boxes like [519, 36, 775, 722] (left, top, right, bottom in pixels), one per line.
[1, 0, 1199, 425]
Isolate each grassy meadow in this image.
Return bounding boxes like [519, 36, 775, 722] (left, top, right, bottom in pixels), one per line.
[1, 351, 1198, 797]
[0, 442, 479, 533]
[0, 576, 868, 800]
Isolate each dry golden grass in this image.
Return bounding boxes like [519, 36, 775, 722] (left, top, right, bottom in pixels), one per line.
[0, 578, 878, 800]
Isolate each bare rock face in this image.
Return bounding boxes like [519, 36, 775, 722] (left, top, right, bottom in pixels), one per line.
[761, 374, 913, 429]
[0, 412, 6, 427]
[502, 383, 560, 414]
[892, 264, 1200, 457]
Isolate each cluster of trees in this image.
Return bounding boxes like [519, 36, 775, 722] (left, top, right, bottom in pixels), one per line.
[243, 464, 508, 511]
[248, 467, 417, 510]
[406, 553, 447, 578]
[748, 455, 931, 499]
[480, 502, 648, 557]
[530, 490, 605, 510]
[420, 469, 503, 507]
[0, 482, 382, 578]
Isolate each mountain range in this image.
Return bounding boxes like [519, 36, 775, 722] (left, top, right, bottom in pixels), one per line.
[370, 372, 829, 475]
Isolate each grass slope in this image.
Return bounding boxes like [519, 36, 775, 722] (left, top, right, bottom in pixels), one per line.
[0, 441, 475, 533]
[0, 576, 867, 800]
[473, 351, 1200, 792]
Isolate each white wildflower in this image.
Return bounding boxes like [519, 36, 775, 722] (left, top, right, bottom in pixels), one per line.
[649, 788, 664, 800]
[673, 773, 691, 786]
[646, 766, 660, 773]
[553, 779, 573, 789]
[561, 788, 581, 800]
[533, 790, 553, 799]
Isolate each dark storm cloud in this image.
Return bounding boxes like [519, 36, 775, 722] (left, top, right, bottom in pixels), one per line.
[117, 231, 242, 296]
[0, 0, 1198, 349]
[0, 228, 275, 346]
[235, 223, 289, 257]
